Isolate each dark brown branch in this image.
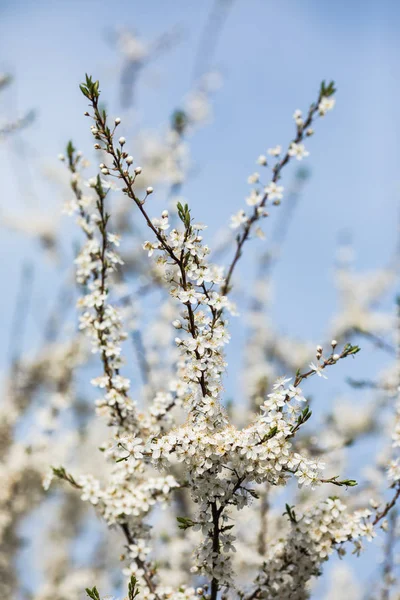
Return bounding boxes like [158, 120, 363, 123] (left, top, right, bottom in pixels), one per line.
[373, 485, 400, 526]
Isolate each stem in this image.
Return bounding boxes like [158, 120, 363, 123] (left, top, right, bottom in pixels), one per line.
[210, 501, 221, 600]
[373, 485, 400, 526]
[221, 89, 324, 298]
[121, 523, 161, 600]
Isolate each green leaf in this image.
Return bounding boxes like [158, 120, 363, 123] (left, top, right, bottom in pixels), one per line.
[342, 343, 360, 356]
[128, 576, 140, 599]
[320, 80, 336, 97]
[176, 516, 196, 530]
[85, 587, 101, 600]
[171, 109, 188, 135]
[79, 84, 90, 99]
[176, 201, 192, 230]
[51, 466, 80, 488]
[66, 140, 75, 162]
[325, 476, 358, 487]
[80, 74, 100, 100]
[52, 466, 68, 479]
[115, 454, 130, 463]
[265, 425, 278, 440]
[283, 503, 297, 523]
[340, 479, 358, 487]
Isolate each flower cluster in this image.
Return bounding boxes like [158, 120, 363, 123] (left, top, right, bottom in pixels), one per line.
[229, 82, 336, 262]
[251, 498, 374, 600]
[148, 357, 357, 590]
[78, 472, 178, 527]
[143, 207, 235, 429]
[65, 146, 139, 431]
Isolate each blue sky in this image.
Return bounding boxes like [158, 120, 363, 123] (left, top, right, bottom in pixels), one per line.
[0, 0, 399, 594]
[0, 0, 399, 361]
